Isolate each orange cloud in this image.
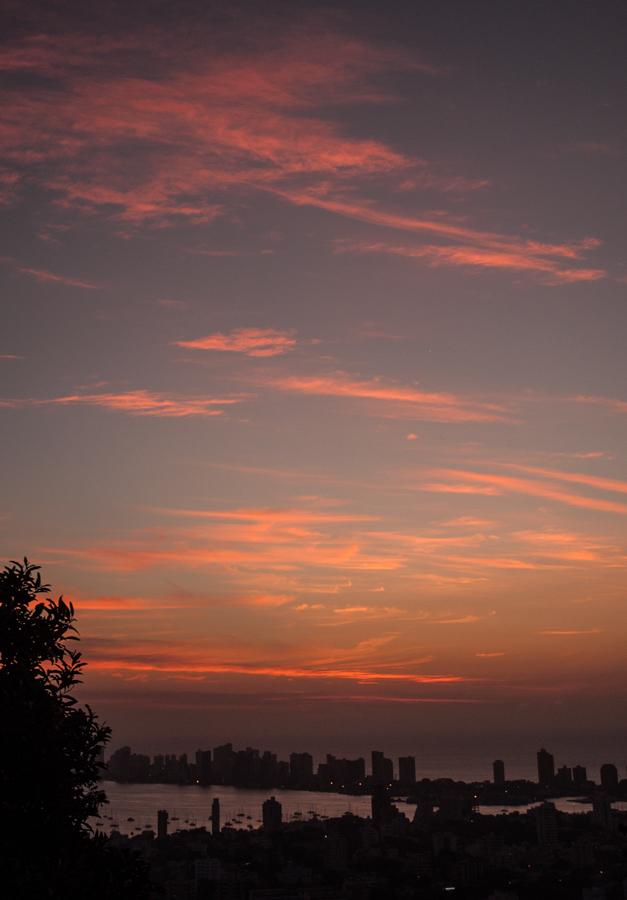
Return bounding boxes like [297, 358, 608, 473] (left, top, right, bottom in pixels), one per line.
[513, 530, 625, 565]
[2, 31, 414, 226]
[88, 657, 467, 684]
[175, 327, 297, 357]
[16, 265, 100, 289]
[502, 463, 627, 496]
[153, 506, 376, 524]
[433, 614, 482, 624]
[0, 257, 100, 289]
[1, 389, 248, 418]
[575, 395, 627, 415]
[266, 373, 510, 423]
[421, 482, 503, 495]
[539, 629, 602, 636]
[425, 469, 627, 514]
[334, 239, 605, 283]
[0, 22, 600, 293]
[44, 521, 406, 573]
[69, 595, 191, 611]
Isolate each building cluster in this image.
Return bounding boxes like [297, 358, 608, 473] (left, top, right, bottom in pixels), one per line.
[107, 745, 419, 792]
[106, 782, 627, 900]
[530, 748, 621, 794]
[107, 743, 626, 805]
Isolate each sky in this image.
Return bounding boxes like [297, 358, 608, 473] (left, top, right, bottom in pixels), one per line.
[1, 0, 626, 771]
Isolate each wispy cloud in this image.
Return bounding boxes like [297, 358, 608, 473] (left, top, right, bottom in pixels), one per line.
[575, 395, 627, 416]
[16, 265, 100, 289]
[1, 389, 249, 418]
[0, 21, 601, 291]
[421, 468, 627, 514]
[265, 372, 511, 423]
[153, 505, 377, 524]
[88, 657, 469, 684]
[1, 257, 100, 289]
[501, 463, 627, 496]
[1, 30, 416, 227]
[539, 629, 601, 636]
[335, 237, 605, 284]
[175, 327, 297, 357]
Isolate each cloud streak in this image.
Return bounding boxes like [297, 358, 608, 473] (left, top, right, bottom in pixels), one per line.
[1, 389, 249, 418]
[265, 373, 511, 423]
[422, 468, 627, 515]
[335, 238, 605, 284]
[175, 327, 297, 357]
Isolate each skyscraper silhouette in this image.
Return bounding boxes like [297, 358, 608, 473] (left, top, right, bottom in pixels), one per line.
[157, 809, 168, 839]
[537, 748, 555, 787]
[371, 750, 393, 785]
[211, 797, 220, 836]
[262, 796, 282, 833]
[600, 763, 619, 792]
[398, 756, 416, 785]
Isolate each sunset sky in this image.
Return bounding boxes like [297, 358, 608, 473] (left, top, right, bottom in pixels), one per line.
[1, 0, 626, 772]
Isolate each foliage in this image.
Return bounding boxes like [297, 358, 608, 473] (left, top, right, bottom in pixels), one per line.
[0, 558, 148, 898]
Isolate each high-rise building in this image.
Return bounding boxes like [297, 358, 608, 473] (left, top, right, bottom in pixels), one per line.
[572, 765, 587, 786]
[592, 792, 613, 830]
[212, 743, 235, 783]
[108, 746, 132, 782]
[600, 763, 619, 792]
[195, 749, 212, 784]
[537, 748, 555, 787]
[535, 802, 558, 846]
[371, 750, 394, 785]
[371, 784, 392, 826]
[260, 751, 278, 785]
[289, 752, 314, 785]
[399, 756, 416, 785]
[157, 809, 168, 840]
[492, 759, 505, 785]
[556, 765, 573, 789]
[262, 796, 282, 833]
[211, 797, 220, 836]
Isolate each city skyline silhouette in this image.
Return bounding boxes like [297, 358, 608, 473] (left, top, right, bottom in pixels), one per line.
[2, 0, 626, 787]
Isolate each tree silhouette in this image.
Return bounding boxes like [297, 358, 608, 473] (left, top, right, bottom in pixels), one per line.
[0, 559, 147, 897]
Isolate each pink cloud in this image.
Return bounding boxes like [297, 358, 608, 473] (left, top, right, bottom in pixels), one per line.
[503, 464, 627, 496]
[575, 395, 627, 415]
[2, 389, 248, 418]
[153, 506, 377, 524]
[539, 629, 601, 636]
[335, 238, 605, 284]
[175, 327, 297, 357]
[265, 372, 510, 423]
[1, 259, 100, 289]
[0, 23, 602, 290]
[1, 31, 415, 227]
[424, 468, 627, 515]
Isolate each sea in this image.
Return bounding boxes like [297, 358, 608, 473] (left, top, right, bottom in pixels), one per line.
[92, 782, 627, 837]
